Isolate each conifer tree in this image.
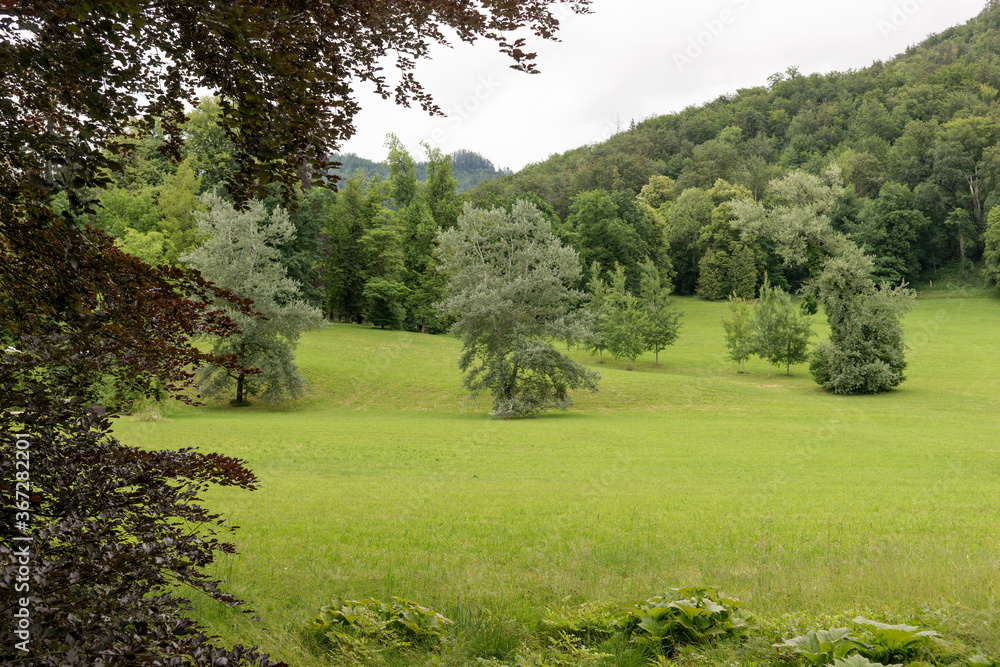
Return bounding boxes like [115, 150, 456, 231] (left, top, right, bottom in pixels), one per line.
[729, 243, 758, 299]
[697, 249, 731, 300]
[324, 173, 375, 322]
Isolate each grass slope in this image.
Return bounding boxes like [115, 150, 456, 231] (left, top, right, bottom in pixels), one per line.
[113, 294, 1000, 665]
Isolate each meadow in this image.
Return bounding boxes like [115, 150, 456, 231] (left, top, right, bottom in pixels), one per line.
[112, 293, 1000, 666]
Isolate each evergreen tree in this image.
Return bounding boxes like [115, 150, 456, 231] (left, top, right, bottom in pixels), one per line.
[639, 258, 682, 365]
[324, 173, 374, 322]
[272, 185, 332, 310]
[729, 243, 758, 299]
[183, 194, 322, 405]
[697, 249, 731, 300]
[423, 142, 462, 229]
[438, 202, 599, 418]
[398, 191, 443, 332]
[604, 263, 649, 370]
[385, 133, 419, 208]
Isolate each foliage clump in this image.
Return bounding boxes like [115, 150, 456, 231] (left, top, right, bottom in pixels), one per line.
[615, 586, 748, 656]
[776, 617, 944, 666]
[304, 595, 453, 663]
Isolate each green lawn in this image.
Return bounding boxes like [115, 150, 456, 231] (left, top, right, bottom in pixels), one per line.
[112, 294, 1000, 665]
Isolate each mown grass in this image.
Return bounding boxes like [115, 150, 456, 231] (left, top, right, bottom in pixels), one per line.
[112, 294, 1000, 666]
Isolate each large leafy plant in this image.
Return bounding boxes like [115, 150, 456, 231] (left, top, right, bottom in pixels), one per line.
[615, 586, 747, 654]
[852, 617, 942, 664]
[776, 617, 943, 665]
[307, 595, 454, 647]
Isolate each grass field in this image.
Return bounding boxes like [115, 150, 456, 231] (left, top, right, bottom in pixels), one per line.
[112, 293, 1000, 666]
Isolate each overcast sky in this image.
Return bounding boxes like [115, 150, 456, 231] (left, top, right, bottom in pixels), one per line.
[338, 0, 987, 172]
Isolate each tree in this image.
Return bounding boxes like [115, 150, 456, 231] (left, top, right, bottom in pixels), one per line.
[809, 245, 915, 394]
[324, 174, 375, 322]
[586, 262, 610, 362]
[697, 249, 731, 300]
[750, 275, 786, 378]
[945, 208, 976, 280]
[603, 263, 649, 370]
[775, 297, 814, 375]
[722, 295, 754, 373]
[183, 195, 323, 405]
[639, 259, 682, 365]
[423, 142, 463, 229]
[747, 275, 812, 377]
[730, 243, 758, 299]
[984, 206, 1000, 287]
[438, 202, 599, 418]
[363, 277, 410, 329]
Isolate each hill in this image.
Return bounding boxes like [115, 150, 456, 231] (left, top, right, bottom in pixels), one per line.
[332, 148, 511, 192]
[466, 2, 1000, 293]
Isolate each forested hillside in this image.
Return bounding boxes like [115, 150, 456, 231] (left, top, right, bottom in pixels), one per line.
[468, 1, 1000, 294]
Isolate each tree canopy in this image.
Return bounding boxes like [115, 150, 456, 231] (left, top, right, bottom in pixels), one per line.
[438, 202, 600, 418]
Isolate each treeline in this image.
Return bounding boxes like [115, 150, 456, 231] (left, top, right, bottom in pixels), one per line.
[63, 100, 471, 335]
[332, 148, 511, 192]
[469, 1, 1000, 295]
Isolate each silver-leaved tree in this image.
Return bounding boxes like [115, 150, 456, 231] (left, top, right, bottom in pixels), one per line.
[438, 202, 600, 418]
[184, 194, 323, 405]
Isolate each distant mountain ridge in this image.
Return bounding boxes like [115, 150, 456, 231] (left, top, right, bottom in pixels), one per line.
[331, 149, 511, 192]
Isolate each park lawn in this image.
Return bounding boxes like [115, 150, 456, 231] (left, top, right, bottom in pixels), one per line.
[112, 294, 1000, 666]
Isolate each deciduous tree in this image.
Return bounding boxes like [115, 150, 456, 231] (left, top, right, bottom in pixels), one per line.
[438, 202, 599, 418]
[639, 259, 682, 365]
[722, 295, 754, 373]
[183, 195, 323, 404]
[603, 263, 649, 370]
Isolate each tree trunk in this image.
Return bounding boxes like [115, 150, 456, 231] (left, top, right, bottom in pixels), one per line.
[236, 372, 244, 405]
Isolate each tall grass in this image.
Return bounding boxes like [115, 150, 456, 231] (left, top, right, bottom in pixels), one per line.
[114, 295, 1000, 665]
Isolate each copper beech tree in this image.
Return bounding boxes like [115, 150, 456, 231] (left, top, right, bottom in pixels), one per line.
[0, 1, 590, 664]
